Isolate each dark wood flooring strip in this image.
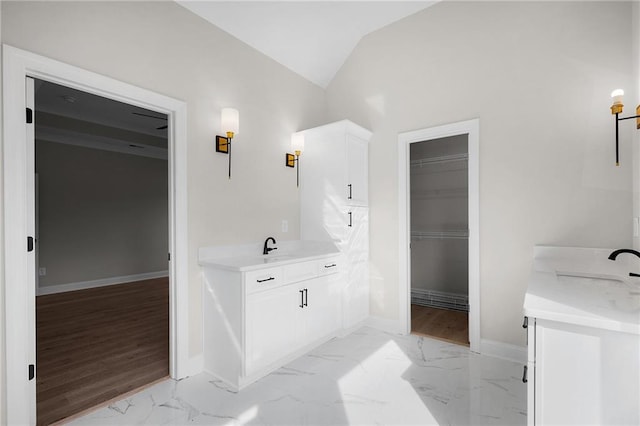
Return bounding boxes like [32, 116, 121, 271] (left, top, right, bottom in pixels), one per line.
[411, 304, 469, 346]
[36, 278, 169, 426]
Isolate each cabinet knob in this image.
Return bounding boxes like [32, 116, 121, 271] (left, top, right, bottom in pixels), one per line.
[522, 365, 528, 383]
[522, 317, 528, 329]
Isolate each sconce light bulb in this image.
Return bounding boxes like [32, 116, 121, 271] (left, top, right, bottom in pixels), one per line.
[611, 89, 624, 105]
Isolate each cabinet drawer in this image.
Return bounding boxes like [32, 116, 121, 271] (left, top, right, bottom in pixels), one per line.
[284, 260, 319, 284]
[245, 267, 283, 294]
[318, 258, 340, 276]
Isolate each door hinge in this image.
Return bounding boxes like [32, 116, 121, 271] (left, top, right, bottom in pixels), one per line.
[28, 364, 35, 381]
[27, 236, 34, 252]
[26, 108, 33, 124]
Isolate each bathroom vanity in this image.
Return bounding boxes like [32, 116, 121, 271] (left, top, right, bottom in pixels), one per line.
[524, 246, 640, 425]
[199, 240, 343, 389]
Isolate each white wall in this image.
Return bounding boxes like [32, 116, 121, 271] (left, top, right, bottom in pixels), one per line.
[36, 141, 169, 289]
[0, 2, 4, 422]
[0, 0, 326, 379]
[327, 1, 634, 346]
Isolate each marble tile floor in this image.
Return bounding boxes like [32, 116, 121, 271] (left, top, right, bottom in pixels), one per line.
[69, 327, 526, 425]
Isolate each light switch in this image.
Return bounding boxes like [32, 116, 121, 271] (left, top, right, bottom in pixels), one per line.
[39, 267, 46, 276]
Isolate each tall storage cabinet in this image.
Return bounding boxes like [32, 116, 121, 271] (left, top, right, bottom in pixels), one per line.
[299, 120, 372, 329]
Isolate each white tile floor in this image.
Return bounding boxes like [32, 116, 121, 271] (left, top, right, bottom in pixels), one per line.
[69, 327, 526, 425]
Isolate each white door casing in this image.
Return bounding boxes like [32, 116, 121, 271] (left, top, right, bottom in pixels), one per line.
[397, 119, 480, 352]
[2, 45, 190, 425]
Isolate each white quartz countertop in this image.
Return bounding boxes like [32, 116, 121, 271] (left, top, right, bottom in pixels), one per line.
[524, 246, 640, 335]
[198, 240, 340, 272]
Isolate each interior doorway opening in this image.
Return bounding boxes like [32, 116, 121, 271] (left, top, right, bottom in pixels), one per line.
[409, 135, 469, 346]
[33, 78, 170, 424]
[398, 119, 480, 353]
[3, 45, 189, 426]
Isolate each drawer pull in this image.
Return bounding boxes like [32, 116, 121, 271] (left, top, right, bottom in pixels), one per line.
[324, 264, 337, 268]
[299, 289, 304, 308]
[256, 277, 275, 283]
[522, 365, 528, 383]
[348, 184, 352, 200]
[522, 317, 528, 329]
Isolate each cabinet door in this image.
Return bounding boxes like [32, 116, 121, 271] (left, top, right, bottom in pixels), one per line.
[346, 135, 368, 206]
[343, 207, 369, 328]
[302, 275, 341, 344]
[245, 284, 298, 375]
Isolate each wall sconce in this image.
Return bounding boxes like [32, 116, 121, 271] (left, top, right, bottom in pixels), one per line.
[286, 132, 304, 187]
[610, 89, 640, 166]
[216, 107, 239, 178]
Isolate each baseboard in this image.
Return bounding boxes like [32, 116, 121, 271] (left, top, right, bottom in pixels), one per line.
[184, 354, 204, 378]
[365, 315, 406, 335]
[480, 338, 527, 364]
[37, 270, 169, 295]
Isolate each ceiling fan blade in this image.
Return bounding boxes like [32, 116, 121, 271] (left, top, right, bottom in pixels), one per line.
[132, 111, 167, 121]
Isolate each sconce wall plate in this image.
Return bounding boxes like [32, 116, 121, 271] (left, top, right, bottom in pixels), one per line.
[285, 153, 296, 167]
[216, 135, 229, 154]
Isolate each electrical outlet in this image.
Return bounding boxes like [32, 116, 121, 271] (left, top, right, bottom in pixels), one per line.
[282, 220, 288, 233]
[39, 267, 46, 276]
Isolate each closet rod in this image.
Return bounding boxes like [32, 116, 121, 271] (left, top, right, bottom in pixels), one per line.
[410, 153, 468, 167]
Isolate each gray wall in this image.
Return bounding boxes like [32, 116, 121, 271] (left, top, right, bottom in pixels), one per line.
[410, 135, 468, 296]
[326, 1, 635, 345]
[36, 140, 168, 288]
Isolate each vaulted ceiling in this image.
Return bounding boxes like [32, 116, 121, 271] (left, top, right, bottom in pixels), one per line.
[176, 1, 437, 88]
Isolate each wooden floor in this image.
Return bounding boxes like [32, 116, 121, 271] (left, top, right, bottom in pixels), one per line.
[411, 304, 469, 346]
[36, 278, 169, 425]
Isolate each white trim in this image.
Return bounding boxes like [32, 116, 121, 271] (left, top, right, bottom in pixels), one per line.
[480, 339, 527, 364]
[398, 118, 480, 353]
[2, 45, 190, 425]
[36, 271, 170, 296]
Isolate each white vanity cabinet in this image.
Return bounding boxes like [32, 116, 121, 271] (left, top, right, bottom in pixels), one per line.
[525, 317, 639, 426]
[299, 120, 372, 329]
[202, 255, 342, 390]
[524, 246, 640, 426]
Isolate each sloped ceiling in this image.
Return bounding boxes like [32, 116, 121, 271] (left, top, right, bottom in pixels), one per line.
[176, 1, 437, 88]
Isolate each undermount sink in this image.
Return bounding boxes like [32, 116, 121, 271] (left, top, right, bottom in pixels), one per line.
[556, 271, 626, 285]
[261, 254, 295, 263]
[556, 272, 640, 313]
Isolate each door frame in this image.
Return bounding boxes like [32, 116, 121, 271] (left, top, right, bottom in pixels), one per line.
[2, 45, 190, 424]
[397, 118, 480, 352]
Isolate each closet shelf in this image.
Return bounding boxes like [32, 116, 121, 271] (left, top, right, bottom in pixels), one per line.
[411, 230, 469, 240]
[411, 153, 468, 168]
[411, 187, 468, 200]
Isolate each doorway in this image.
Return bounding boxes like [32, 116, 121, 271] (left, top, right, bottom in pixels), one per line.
[33, 78, 170, 424]
[409, 135, 469, 345]
[3, 46, 189, 425]
[398, 119, 480, 352]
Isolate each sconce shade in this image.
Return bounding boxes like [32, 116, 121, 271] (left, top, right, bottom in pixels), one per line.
[221, 108, 239, 136]
[291, 132, 305, 154]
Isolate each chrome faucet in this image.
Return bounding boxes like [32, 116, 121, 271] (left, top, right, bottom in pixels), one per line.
[263, 237, 277, 255]
[607, 248, 640, 277]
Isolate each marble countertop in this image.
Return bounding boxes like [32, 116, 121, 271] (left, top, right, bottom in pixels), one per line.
[198, 240, 340, 272]
[524, 246, 640, 335]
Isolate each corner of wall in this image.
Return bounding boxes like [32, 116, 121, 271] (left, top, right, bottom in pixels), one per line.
[633, 1, 639, 250]
[0, 2, 7, 422]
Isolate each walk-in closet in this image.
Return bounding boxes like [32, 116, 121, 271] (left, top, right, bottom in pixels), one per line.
[410, 134, 469, 345]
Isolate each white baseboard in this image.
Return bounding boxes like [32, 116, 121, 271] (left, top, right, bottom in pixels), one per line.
[37, 270, 169, 295]
[184, 354, 204, 378]
[365, 315, 406, 335]
[480, 338, 527, 364]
